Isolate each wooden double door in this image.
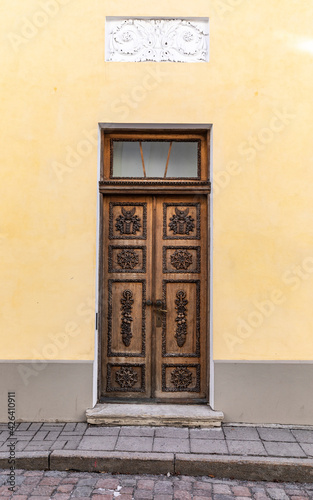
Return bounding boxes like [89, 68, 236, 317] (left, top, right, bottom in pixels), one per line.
[101, 194, 208, 401]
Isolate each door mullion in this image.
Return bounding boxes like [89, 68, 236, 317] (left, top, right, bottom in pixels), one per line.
[151, 195, 157, 398]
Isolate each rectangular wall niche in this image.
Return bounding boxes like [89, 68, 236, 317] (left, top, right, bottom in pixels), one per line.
[105, 17, 209, 63]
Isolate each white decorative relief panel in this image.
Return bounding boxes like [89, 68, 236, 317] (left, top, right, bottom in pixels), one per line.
[105, 17, 209, 63]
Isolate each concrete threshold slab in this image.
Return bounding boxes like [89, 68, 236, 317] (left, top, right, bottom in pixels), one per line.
[86, 403, 224, 427]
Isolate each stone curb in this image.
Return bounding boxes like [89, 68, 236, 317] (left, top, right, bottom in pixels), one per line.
[175, 454, 313, 483]
[1, 450, 313, 483]
[50, 450, 175, 475]
[0, 451, 49, 470]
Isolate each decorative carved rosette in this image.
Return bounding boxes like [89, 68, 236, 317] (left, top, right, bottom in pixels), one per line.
[170, 366, 192, 389]
[120, 289, 134, 346]
[115, 366, 138, 388]
[117, 249, 139, 270]
[170, 249, 193, 270]
[175, 289, 188, 347]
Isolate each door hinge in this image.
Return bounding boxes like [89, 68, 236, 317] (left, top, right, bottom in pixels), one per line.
[96, 312, 98, 330]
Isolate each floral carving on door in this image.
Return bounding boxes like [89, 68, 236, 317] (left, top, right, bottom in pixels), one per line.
[120, 289, 134, 346]
[171, 366, 193, 389]
[117, 249, 139, 270]
[170, 249, 193, 270]
[175, 289, 188, 347]
[115, 366, 138, 388]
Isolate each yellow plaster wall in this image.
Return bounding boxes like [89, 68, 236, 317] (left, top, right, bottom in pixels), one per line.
[1, 0, 313, 360]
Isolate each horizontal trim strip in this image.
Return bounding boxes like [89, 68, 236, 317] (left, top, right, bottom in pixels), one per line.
[99, 123, 212, 130]
[0, 360, 94, 364]
[214, 360, 313, 364]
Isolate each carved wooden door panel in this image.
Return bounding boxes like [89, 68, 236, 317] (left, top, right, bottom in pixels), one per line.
[101, 195, 152, 398]
[101, 194, 208, 401]
[154, 195, 207, 400]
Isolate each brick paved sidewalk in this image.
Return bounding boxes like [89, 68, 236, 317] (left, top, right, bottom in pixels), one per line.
[1, 468, 313, 499]
[1, 423, 313, 457]
[1, 423, 313, 482]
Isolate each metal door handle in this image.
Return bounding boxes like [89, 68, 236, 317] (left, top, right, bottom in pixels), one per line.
[156, 308, 167, 313]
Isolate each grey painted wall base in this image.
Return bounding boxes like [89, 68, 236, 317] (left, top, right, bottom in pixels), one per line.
[214, 362, 313, 425]
[2, 360, 312, 425]
[0, 362, 93, 422]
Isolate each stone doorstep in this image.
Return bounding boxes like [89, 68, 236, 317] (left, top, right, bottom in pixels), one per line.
[86, 404, 224, 428]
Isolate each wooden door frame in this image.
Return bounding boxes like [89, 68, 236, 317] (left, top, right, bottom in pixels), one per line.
[97, 124, 211, 403]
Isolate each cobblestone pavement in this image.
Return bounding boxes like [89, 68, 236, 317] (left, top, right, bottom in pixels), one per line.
[0, 468, 313, 499]
[1, 423, 313, 458]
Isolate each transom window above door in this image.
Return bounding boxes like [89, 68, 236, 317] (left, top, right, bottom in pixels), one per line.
[101, 128, 210, 184]
[112, 140, 199, 178]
